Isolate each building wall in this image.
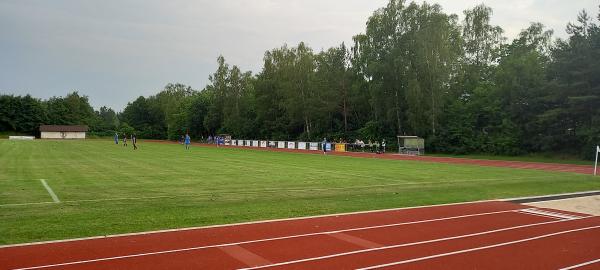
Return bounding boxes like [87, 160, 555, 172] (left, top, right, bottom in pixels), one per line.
[41, 131, 86, 139]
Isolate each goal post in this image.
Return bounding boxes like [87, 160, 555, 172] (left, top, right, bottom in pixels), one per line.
[595, 146, 599, 176]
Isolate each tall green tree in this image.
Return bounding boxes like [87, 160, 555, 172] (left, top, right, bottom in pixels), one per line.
[45, 92, 99, 127]
[96, 106, 119, 131]
[542, 9, 600, 156]
[0, 95, 47, 133]
[254, 43, 319, 140]
[203, 56, 255, 137]
[354, 1, 461, 138]
[120, 96, 166, 138]
[314, 43, 355, 135]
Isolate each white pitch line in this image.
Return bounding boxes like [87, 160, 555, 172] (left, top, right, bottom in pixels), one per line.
[560, 258, 600, 270]
[40, 179, 60, 203]
[241, 217, 586, 270]
[357, 225, 600, 270]
[0, 177, 553, 208]
[10, 209, 523, 270]
[0, 201, 56, 207]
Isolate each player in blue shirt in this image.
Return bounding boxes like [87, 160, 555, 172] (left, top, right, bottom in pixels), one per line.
[114, 132, 119, 145]
[184, 134, 191, 150]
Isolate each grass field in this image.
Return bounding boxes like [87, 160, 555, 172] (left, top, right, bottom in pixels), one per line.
[429, 153, 592, 165]
[0, 139, 598, 245]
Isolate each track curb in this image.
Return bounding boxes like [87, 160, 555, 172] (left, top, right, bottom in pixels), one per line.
[506, 190, 600, 203]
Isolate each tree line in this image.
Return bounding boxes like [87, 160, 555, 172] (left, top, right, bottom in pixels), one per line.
[1, 1, 598, 158]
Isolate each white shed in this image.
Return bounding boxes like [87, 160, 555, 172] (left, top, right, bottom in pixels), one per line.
[40, 125, 88, 139]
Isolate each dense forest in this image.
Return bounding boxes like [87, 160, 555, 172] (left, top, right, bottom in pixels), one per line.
[1, 1, 599, 158]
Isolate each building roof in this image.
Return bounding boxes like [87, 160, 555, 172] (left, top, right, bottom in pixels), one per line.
[39, 125, 89, 132]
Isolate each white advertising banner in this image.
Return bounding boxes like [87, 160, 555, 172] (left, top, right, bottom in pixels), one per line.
[298, 142, 307, 150]
[287, 141, 296, 149]
[260, 141, 267, 148]
[245, 140, 252, 146]
[9, 136, 34, 140]
[269, 141, 276, 147]
[231, 140, 237, 146]
[252, 140, 259, 147]
[309, 142, 319, 151]
[277, 141, 286, 148]
[238, 140, 244, 146]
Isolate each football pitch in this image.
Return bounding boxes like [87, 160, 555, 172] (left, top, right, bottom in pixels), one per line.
[0, 140, 598, 245]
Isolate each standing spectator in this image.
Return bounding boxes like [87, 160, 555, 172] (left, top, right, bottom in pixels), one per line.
[185, 133, 191, 150]
[132, 134, 138, 150]
[381, 139, 386, 153]
[356, 139, 365, 152]
[114, 132, 119, 145]
[123, 134, 128, 147]
[322, 138, 328, 155]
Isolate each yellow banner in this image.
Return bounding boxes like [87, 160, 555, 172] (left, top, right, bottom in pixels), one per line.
[335, 144, 346, 152]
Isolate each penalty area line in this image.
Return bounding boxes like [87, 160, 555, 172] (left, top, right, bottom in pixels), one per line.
[40, 179, 60, 203]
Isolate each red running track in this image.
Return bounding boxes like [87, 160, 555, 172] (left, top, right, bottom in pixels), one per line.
[145, 140, 594, 175]
[1, 201, 598, 270]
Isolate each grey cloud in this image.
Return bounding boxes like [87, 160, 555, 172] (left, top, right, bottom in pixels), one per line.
[0, 0, 597, 111]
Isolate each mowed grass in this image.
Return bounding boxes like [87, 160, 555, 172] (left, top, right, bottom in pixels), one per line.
[0, 140, 598, 245]
[429, 153, 592, 165]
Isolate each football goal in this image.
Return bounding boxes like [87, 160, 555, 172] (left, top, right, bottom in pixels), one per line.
[595, 146, 599, 176]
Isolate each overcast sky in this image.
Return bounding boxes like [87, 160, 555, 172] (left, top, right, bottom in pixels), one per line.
[1, 0, 598, 111]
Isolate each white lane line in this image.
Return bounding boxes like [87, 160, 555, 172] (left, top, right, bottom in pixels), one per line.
[39, 179, 60, 203]
[560, 258, 600, 270]
[520, 209, 581, 220]
[517, 211, 563, 220]
[241, 217, 586, 270]
[358, 225, 600, 270]
[10, 209, 521, 270]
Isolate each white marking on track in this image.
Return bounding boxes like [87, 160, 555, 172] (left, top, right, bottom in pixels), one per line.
[517, 210, 563, 220]
[9, 209, 524, 270]
[40, 179, 60, 203]
[358, 225, 600, 270]
[241, 217, 586, 270]
[560, 258, 600, 270]
[519, 208, 581, 220]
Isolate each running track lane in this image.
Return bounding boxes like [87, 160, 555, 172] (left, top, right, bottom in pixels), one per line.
[0, 201, 597, 270]
[377, 227, 600, 269]
[251, 217, 599, 269]
[18, 211, 552, 270]
[0, 201, 524, 269]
